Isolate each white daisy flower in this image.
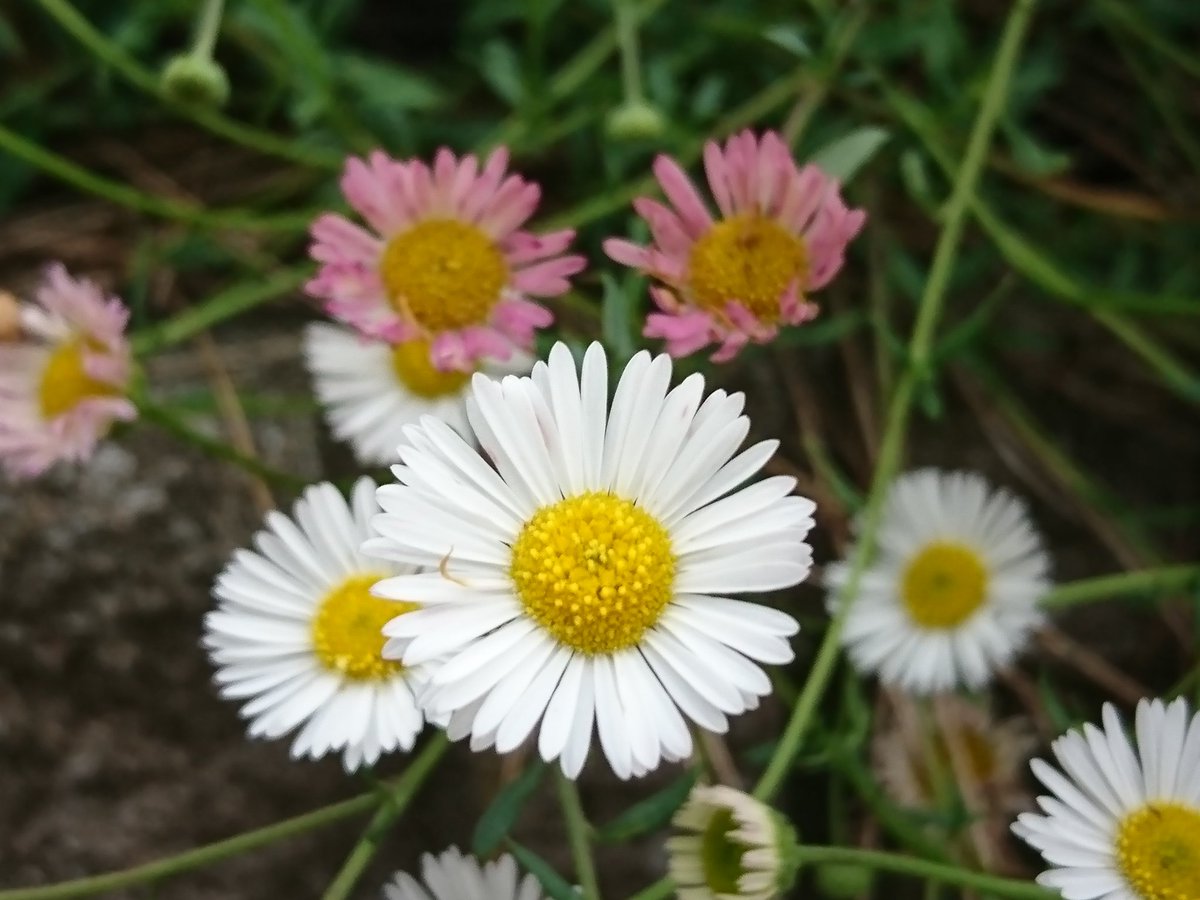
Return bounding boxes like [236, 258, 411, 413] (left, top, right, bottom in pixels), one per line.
[383, 847, 542, 900]
[365, 341, 814, 779]
[825, 468, 1051, 694]
[668, 784, 799, 899]
[204, 477, 429, 770]
[303, 322, 531, 466]
[1013, 698, 1200, 900]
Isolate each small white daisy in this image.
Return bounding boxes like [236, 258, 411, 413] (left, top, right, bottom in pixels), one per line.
[303, 322, 531, 466]
[1013, 698, 1200, 900]
[668, 784, 798, 899]
[383, 846, 542, 900]
[826, 468, 1051, 694]
[204, 477, 429, 770]
[365, 341, 814, 779]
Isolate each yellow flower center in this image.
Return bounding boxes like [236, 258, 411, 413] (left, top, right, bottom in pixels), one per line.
[379, 219, 509, 332]
[901, 542, 989, 630]
[38, 339, 117, 418]
[700, 808, 747, 894]
[509, 492, 676, 655]
[687, 214, 808, 319]
[310, 574, 418, 680]
[1116, 803, 1200, 900]
[390, 340, 472, 398]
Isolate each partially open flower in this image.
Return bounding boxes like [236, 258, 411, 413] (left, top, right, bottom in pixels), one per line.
[0, 264, 136, 479]
[307, 147, 585, 372]
[604, 129, 865, 362]
[668, 784, 799, 899]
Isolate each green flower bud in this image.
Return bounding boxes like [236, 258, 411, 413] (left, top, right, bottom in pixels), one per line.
[161, 54, 229, 108]
[605, 100, 667, 141]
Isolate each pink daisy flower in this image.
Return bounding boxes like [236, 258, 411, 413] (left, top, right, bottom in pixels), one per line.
[0, 264, 136, 479]
[604, 129, 867, 362]
[306, 147, 586, 372]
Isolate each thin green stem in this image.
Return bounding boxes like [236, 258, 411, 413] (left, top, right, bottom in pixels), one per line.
[613, 0, 645, 102]
[136, 399, 308, 489]
[555, 772, 601, 900]
[32, 0, 341, 169]
[1042, 565, 1200, 609]
[0, 788, 390, 900]
[791, 845, 1055, 899]
[625, 877, 672, 900]
[753, 0, 1039, 803]
[0, 123, 309, 232]
[131, 268, 308, 356]
[320, 735, 449, 900]
[192, 0, 226, 59]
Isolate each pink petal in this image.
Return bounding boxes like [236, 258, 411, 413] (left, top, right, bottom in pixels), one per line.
[504, 229, 576, 265]
[644, 310, 714, 359]
[479, 178, 539, 238]
[703, 139, 735, 218]
[510, 255, 586, 296]
[632, 197, 694, 256]
[309, 214, 383, 266]
[603, 238, 652, 270]
[653, 155, 713, 237]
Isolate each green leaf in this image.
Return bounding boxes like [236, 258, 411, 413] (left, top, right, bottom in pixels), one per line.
[506, 839, 579, 900]
[809, 127, 890, 183]
[479, 39, 525, 108]
[472, 758, 547, 855]
[600, 273, 638, 365]
[594, 769, 698, 843]
[336, 53, 447, 111]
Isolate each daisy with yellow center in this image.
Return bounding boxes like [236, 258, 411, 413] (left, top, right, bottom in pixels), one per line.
[1013, 698, 1200, 900]
[0, 264, 135, 479]
[303, 322, 531, 466]
[365, 342, 814, 779]
[603, 129, 866, 362]
[306, 147, 585, 372]
[203, 478, 430, 771]
[825, 469, 1051, 694]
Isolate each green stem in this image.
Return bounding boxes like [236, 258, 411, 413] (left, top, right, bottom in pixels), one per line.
[320, 735, 449, 900]
[0, 123, 309, 232]
[555, 772, 601, 900]
[613, 0, 645, 103]
[136, 399, 308, 489]
[130, 268, 308, 356]
[1042, 565, 1200, 609]
[191, 0, 226, 59]
[0, 788, 392, 900]
[791, 845, 1055, 899]
[625, 878, 672, 900]
[32, 0, 341, 169]
[753, 0, 1039, 803]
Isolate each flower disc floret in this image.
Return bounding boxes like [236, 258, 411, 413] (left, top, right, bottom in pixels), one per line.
[901, 541, 988, 629]
[1117, 803, 1200, 900]
[510, 491, 676, 655]
[390, 339, 472, 399]
[688, 215, 808, 320]
[312, 574, 415, 680]
[38, 338, 118, 418]
[380, 220, 509, 332]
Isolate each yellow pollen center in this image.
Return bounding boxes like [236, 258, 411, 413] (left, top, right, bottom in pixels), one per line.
[379, 219, 508, 332]
[901, 542, 989, 630]
[1116, 803, 1200, 900]
[390, 340, 471, 398]
[687, 214, 808, 319]
[38, 339, 117, 418]
[509, 492, 676, 655]
[310, 574, 418, 680]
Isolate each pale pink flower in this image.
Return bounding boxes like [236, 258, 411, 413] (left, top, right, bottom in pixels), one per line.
[0, 264, 136, 479]
[605, 129, 866, 362]
[306, 147, 586, 372]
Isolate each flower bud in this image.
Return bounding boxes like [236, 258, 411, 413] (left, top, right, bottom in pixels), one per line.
[161, 53, 230, 108]
[605, 99, 667, 141]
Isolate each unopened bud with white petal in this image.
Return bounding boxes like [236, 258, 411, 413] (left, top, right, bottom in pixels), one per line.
[668, 784, 799, 899]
